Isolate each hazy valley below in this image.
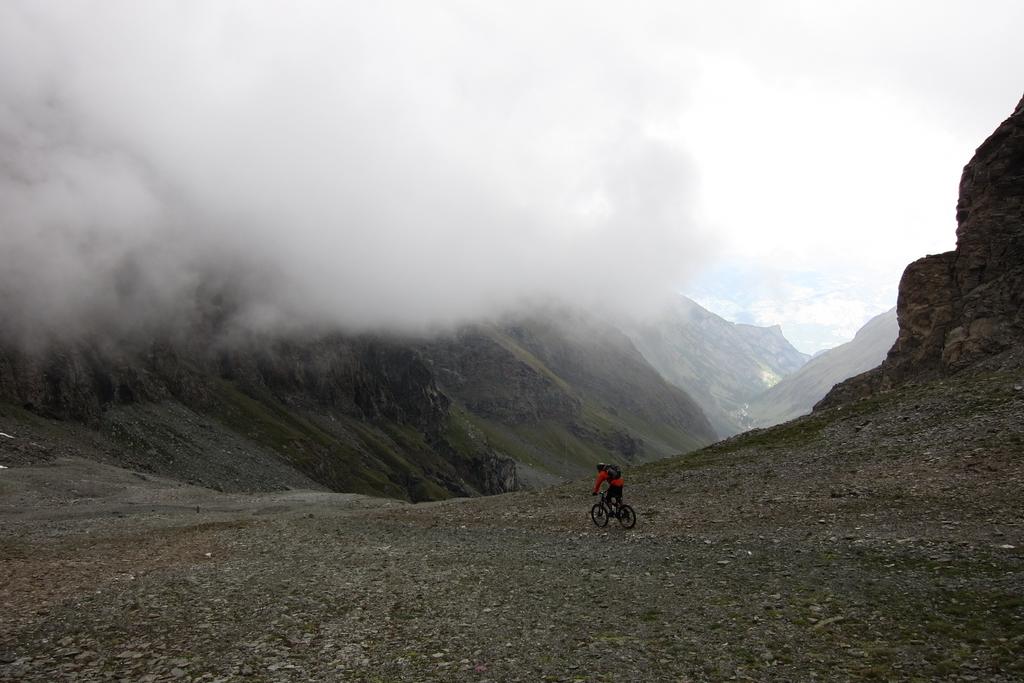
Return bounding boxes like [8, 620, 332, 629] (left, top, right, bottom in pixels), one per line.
[747, 307, 899, 428]
[626, 296, 811, 436]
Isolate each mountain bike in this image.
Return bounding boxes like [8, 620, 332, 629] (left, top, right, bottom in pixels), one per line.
[590, 490, 636, 529]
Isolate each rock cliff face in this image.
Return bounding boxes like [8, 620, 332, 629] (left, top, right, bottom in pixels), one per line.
[420, 329, 580, 426]
[820, 94, 1024, 407]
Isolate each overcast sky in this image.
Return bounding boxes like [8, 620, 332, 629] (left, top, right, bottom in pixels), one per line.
[2, 2, 1022, 351]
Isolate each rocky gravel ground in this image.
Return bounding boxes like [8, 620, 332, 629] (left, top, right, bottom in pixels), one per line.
[1, 365, 1022, 681]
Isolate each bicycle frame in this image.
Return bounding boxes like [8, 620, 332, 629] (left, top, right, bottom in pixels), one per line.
[598, 490, 621, 513]
[591, 490, 636, 529]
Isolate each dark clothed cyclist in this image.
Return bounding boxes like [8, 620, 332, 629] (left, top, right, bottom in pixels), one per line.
[592, 463, 624, 509]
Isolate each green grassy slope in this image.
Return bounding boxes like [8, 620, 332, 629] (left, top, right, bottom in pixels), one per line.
[420, 314, 718, 483]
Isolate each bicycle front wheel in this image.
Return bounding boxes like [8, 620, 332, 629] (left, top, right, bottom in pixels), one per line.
[617, 505, 636, 529]
[591, 503, 609, 527]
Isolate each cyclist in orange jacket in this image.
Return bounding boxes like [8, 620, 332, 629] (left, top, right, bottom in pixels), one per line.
[592, 463, 624, 510]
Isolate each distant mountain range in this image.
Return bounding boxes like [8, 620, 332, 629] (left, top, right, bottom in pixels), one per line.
[625, 296, 809, 436]
[0, 290, 898, 500]
[747, 307, 898, 427]
[0, 307, 717, 500]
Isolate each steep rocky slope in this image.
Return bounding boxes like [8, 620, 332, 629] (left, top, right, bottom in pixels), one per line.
[0, 331, 516, 501]
[0, 311, 716, 500]
[822, 94, 1024, 407]
[748, 307, 897, 427]
[627, 296, 809, 435]
[421, 313, 716, 485]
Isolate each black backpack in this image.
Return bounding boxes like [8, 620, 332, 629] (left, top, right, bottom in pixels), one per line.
[605, 464, 622, 480]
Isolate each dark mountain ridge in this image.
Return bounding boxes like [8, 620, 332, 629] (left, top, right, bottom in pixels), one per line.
[0, 306, 716, 500]
[0, 327, 510, 501]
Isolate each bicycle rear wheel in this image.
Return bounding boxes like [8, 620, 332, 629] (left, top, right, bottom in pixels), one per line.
[617, 505, 636, 529]
[591, 503, 609, 527]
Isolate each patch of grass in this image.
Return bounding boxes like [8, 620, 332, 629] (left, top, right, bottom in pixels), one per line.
[442, 408, 479, 458]
[853, 547, 1010, 579]
[346, 419, 454, 501]
[487, 329, 576, 396]
[640, 609, 661, 622]
[454, 394, 708, 484]
[0, 400, 80, 440]
[466, 329, 713, 471]
[206, 379, 410, 500]
[0, 401, 47, 425]
[638, 412, 831, 480]
[463, 413, 607, 476]
[209, 380, 334, 458]
[715, 414, 828, 453]
[609, 405, 708, 456]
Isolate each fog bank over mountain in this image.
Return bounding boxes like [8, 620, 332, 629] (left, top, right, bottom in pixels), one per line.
[5, 2, 1023, 350]
[0, 3, 714, 344]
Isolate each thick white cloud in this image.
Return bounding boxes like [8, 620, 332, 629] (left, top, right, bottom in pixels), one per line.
[0, 2, 714, 339]
[1, 1, 1022, 345]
